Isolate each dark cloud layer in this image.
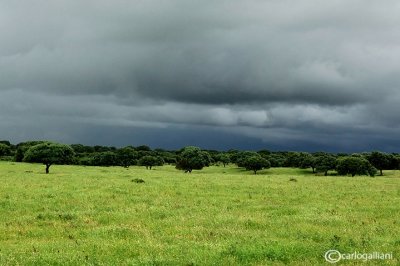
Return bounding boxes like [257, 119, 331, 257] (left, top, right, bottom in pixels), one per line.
[1, 1, 400, 151]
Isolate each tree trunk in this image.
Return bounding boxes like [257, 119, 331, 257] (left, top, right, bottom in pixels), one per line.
[380, 169, 383, 176]
[324, 171, 327, 176]
[149, 166, 152, 170]
[253, 170, 257, 175]
[45, 164, 51, 174]
[312, 167, 315, 173]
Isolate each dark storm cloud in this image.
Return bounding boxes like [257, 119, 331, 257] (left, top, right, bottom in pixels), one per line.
[1, 0, 400, 150]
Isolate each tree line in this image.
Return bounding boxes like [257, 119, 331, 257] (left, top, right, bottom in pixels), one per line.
[0, 140, 399, 176]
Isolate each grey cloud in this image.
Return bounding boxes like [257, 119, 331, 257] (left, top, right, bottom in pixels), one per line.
[1, 1, 400, 151]
[1, 1, 399, 104]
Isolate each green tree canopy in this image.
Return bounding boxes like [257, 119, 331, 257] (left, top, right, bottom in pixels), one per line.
[265, 153, 286, 167]
[176, 146, 211, 173]
[242, 155, 271, 174]
[23, 142, 75, 173]
[91, 152, 117, 166]
[300, 153, 317, 173]
[135, 145, 151, 151]
[236, 151, 259, 167]
[366, 151, 392, 175]
[284, 152, 311, 168]
[0, 140, 11, 146]
[71, 144, 95, 153]
[138, 155, 164, 170]
[216, 154, 230, 167]
[0, 143, 11, 156]
[15, 141, 47, 162]
[336, 156, 377, 177]
[314, 155, 337, 176]
[116, 147, 138, 168]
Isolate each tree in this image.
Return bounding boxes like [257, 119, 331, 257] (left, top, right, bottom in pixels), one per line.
[116, 147, 138, 168]
[226, 149, 240, 164]
[257, 149, 271, 157]
[91, 152, 117, 166]
[217, 154, 230, 167]
[23, 142, 75, 174]
[242, 155, 271, 174]
[0, 140, 10, 145]
[139, 156, 164, 169]
[0, 144, 11, 156]
[158, 151, 177, 164]
[236, 151, 260, 167]
[15, 148, 25, 162]
[15, 141, 47, 162]
[176, 146, 211, 173]
[93, 145, 114, 153]
[266, 153, 286, 167]
[71, 144, 95, 153]
[135, 145, 151, 151]
[336, 156, 377, 177]
[300, 154, 317, 173]
[314, 155, 336, 176]
[389, 155, 400, 170]
[283, 152, 311, 168]
[206, 150, 221, 164]
[367, 151, 391, 175]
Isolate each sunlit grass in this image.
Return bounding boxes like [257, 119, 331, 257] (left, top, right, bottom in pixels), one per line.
[0, 162, 399, 265]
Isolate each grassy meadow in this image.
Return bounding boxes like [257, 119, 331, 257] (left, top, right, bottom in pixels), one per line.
[0, 161, 399, 265]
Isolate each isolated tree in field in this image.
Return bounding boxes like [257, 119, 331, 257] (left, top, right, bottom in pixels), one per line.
[242, 155, 271, 174]
[176, 146, 211, 173]
[116, 147, 138, 168]
[336, 156, 377, 177]
[139, 155, 164, 169]
[367, 151, 391, 175]
[0, 143, 11, 156]
[314, 155, 336, 176]
[23, 142, 75, 174]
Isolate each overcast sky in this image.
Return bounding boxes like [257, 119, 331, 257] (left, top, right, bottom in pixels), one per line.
[1, 0, 400, 151]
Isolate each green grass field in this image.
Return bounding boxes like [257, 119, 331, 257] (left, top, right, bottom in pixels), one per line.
[0, 161, 399, 265]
